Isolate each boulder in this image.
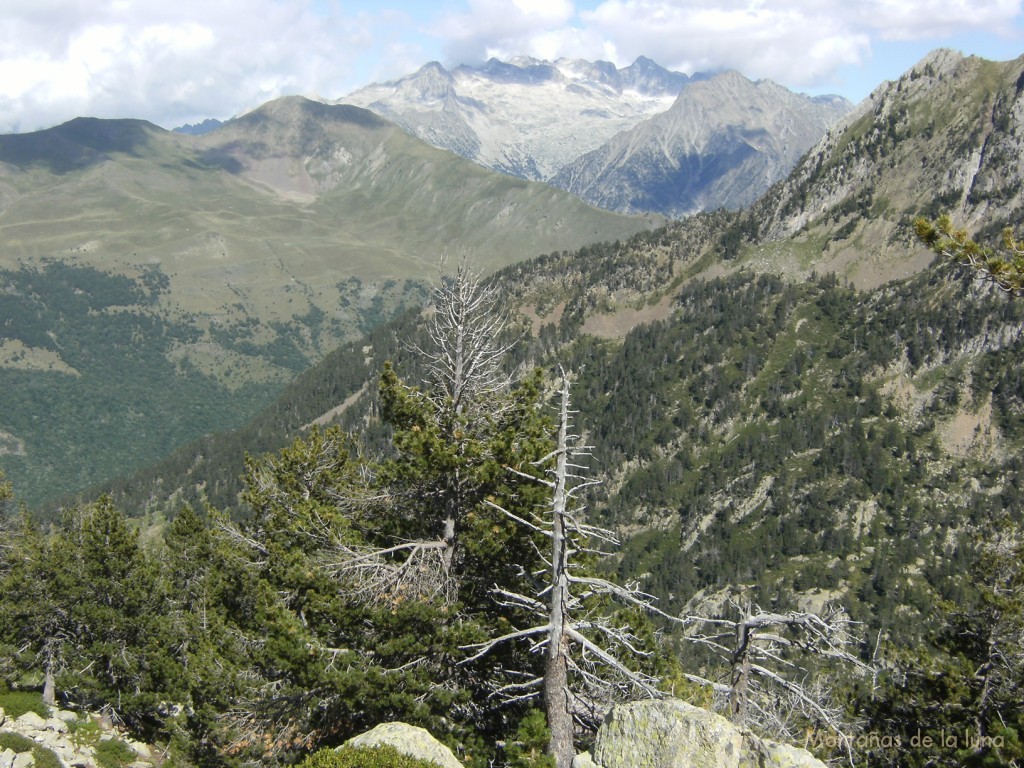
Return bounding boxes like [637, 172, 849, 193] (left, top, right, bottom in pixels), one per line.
[572, 753, 599, 768]
[11, 753, 34, 768]
[14, 712, 46, 731]
[0, 706, 5, 727]
[743, 737, 828, 768]
[594, 700, 743, 768]
[345, 722, 463, 768]
[0, 748, 14, 768]
[590, 699, 826, 768]
[44, 718, 67, 734]
[53, 710, 79, 724]
[128, 740, 152, 759]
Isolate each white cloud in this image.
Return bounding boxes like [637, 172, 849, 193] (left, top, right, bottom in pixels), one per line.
[0, 0, 411, 133]
[0, 0, 1020, 133]
[572, 0, 1021, 86]
[433, 0, 578, 64]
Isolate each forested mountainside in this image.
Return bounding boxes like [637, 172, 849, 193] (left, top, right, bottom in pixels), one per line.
[0, 96, 655, 505]
[5, 232, 1023, 768]
[3, 49, 1024, 768]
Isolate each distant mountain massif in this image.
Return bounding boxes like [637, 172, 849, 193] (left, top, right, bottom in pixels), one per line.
[341, 57, 851, 216]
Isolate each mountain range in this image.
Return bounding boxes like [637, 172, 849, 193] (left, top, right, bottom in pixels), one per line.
[0, 96, 655, 503]
[75, 55, 1024, 768]
[341, 56, 851, 215]
[2, 46, 1024, 768]
[100, 47, 1024, 516]
[2, 48, 1020, 511]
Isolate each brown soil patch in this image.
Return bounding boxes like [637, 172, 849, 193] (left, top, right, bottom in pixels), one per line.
[582, 293, 675, 339]
[939, 394, 1000, 459]
[521, 301, 566, 336]
[304, 384, 368, 429]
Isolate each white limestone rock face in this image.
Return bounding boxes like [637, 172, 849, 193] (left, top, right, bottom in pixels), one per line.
[345, 722, 463, 768]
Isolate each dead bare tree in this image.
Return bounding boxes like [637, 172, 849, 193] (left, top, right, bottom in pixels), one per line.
[680, 597, 868, 755]
[413, 255, 518, 416]
[223, 258, 523, 609]
[403, 256, 520, 573]
[464, 370, 664, 768]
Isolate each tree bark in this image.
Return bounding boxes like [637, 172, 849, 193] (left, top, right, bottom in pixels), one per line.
[546, 378, 575, 768]
[729, 618, 750, 725]
[42, 647, 56, 707]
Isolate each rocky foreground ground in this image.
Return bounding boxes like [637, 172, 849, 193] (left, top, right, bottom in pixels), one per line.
[0, 706, 156, 768]
[2, 698, 828, 768]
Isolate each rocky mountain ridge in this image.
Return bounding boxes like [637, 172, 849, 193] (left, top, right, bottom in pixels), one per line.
[341, 56, 693, 182]
[737, 48, 1024, 288]
[0, 96, 656, 504]
[341, 56, 852, 215]
[550, 70, 850, 216]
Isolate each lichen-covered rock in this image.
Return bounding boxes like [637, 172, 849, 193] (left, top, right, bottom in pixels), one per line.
[744, 737, 827, 768]
[11, 752, 34, 768]
[572, 752, 599, 768]
[590, 700, 827, 768]
[593, 700, 744, 768]
[14, 712, 45, 731]
[345, 722, 463, 768]
[43, 718, 67, 734]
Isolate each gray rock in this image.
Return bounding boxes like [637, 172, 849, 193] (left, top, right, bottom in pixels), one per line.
[744, 737, 828, 768]
[44, 718, 68, 733]
[590, 699, 827, 768]
[0, 748, 15, 768]
[128, 740, 152, 758]
[53, 710, 79, 724]
[15, 712, 46, 731]
[0, 706, 5, 726]
[11, 752, 35, 768]
[594, 700, 743, 768]
[572, 752, 599, 768]
[346, 722, 463, 768]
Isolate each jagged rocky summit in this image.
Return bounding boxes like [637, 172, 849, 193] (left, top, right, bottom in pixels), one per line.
[341, 56, 851, 216]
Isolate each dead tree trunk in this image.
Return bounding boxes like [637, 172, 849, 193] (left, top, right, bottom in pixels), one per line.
[545, 376, 575, 768]
[462, 371, 663, 767]
[728, 613, 750, 724]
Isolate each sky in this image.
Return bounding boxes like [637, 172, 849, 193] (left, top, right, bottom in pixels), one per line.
[1, 0, 1022, 134]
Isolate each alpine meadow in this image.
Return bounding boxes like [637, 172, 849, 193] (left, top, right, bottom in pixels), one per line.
[2, 46, 1024, 768]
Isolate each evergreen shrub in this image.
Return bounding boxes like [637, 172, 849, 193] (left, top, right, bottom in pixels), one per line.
[299, 744, 440, 768]
[0, 689, 47, 718]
